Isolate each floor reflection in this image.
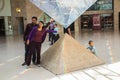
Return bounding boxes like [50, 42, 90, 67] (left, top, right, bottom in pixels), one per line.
[0, 29, 120, 80]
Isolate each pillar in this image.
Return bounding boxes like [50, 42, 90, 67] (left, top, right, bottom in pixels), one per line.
[114, 0, 120, 31]
[74, 17, 81, 39]
[4, 16, 13, 36]
[74, 17, 80, 32]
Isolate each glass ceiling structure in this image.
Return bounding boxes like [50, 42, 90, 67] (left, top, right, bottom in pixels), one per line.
[30, 0, 97, 28]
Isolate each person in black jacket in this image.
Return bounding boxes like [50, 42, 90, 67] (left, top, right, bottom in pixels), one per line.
[22, 16, 38, 66]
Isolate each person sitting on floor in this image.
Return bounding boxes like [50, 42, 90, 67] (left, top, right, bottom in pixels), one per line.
[87, 40, 97, 55]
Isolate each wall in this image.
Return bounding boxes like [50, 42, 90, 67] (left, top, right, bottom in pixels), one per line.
[11, 0, 27, 35]
[25, 0, 43, 24]
[10, 0, 43, 35]
[0, 0, 12, 36]
[0, 0, 11, 16]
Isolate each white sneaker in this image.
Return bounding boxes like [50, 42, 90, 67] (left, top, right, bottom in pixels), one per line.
[25, 65, 31, 69]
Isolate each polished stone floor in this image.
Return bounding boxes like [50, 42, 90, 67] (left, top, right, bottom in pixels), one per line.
[0, 29, 120, 80]
[74, 30, 120, 64]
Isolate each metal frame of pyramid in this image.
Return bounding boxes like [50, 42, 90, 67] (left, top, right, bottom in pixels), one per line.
[41, 34, 104, 75]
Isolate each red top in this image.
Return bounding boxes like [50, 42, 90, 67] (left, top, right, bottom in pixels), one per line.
[33, 29, 45, 42]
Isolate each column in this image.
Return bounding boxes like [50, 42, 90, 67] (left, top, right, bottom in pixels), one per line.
[74, 17, 81, 39]
[114, 0, 119, 31]
[74, 18, 80, 32]
[4, 16, 11, 36]
[4, 16, 13, 36]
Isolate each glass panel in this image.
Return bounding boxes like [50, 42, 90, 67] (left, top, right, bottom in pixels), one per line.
[88, 0, 113, 10]
[39, 13, 51, 24]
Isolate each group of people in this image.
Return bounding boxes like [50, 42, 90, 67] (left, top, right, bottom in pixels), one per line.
[22, 16, 96, 68]
[48, 19, 60, 45]
[22, 16, 59, 68]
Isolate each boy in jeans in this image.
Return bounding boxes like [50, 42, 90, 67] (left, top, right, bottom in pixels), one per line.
[87, 40, 96, 55]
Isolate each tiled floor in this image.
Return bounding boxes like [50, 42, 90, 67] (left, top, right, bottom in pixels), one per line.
[0, 29, 120, 80]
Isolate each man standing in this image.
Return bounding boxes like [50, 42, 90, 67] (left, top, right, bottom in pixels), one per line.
[22, 16, 38, 66]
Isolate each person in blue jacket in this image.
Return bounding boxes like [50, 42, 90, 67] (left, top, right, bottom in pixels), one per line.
[87, 40, 97, 55]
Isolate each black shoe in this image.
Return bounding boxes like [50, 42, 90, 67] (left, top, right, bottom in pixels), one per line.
[50, 43, 53, 45]
[22, 62, 26, 66]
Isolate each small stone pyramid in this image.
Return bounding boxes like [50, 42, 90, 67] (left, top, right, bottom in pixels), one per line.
[41, 34, 104, 74]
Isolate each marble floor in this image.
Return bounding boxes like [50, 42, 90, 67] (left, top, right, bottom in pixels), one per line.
[0, 29, 120, 80]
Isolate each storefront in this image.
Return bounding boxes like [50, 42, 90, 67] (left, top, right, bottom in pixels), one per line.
[81, 0, 113, 30]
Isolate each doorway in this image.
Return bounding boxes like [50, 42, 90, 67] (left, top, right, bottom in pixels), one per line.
[16, 17, 24, 34]
[81, 15, 93, 29]
[0, 17, 5, 36]
[69, 22, 75, 32]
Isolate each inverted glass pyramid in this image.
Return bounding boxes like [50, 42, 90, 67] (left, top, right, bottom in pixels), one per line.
[30, 0, 97, 28]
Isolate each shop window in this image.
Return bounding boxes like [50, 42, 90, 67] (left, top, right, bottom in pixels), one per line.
[101, 14, 113, 28]
[81, 15, 93, 29]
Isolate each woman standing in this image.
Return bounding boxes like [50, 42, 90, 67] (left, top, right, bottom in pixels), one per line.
[26, 21, 52, 68]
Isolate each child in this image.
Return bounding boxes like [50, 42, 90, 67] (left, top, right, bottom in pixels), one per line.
[87, 40, 96, 55]
[51, 24, 60, 45]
